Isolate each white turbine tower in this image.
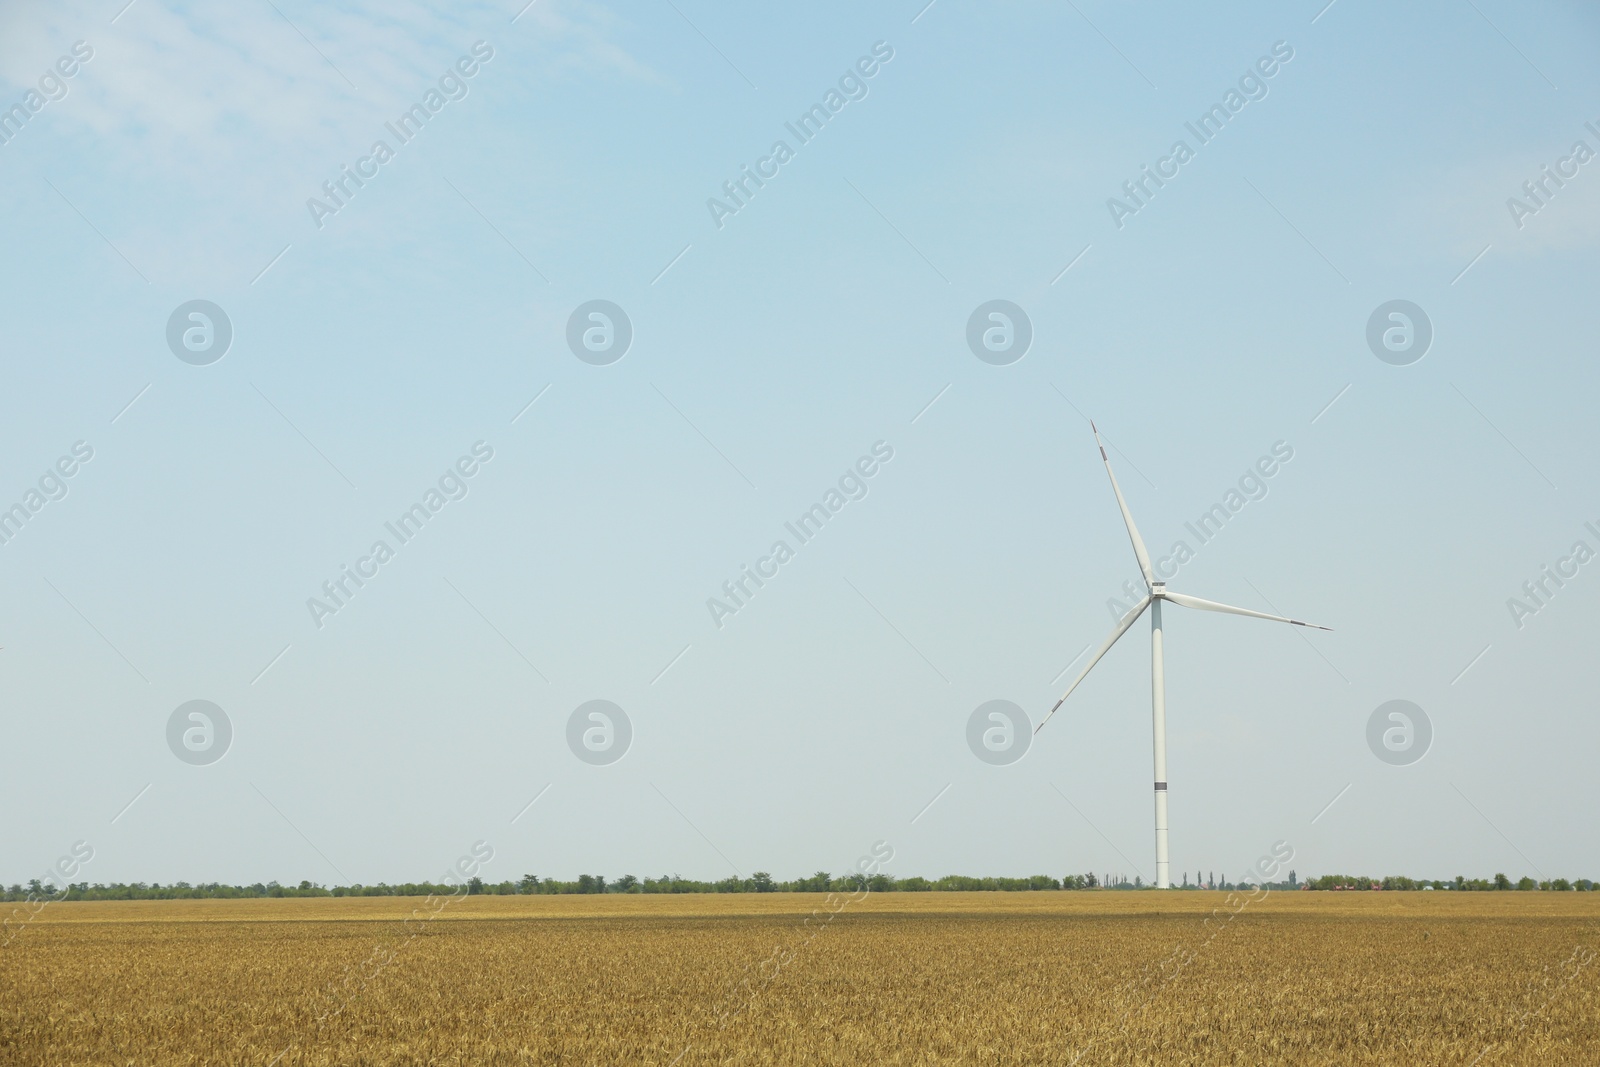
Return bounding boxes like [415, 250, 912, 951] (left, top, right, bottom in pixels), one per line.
[1037, 423, 1331, 889]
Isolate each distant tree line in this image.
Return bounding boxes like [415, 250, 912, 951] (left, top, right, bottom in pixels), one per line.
[1306, 874, 1595, 891]
[4, 872, 1100, 901]
[7, 870, 1591, 901]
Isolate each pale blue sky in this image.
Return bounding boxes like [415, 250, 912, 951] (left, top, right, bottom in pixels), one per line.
[2, 0, 1599, 887]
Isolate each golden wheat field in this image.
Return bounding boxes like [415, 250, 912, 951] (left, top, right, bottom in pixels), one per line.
[2, 891, 1597, 1065]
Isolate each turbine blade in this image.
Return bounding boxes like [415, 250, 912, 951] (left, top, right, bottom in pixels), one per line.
[1036, 596, 1151, 734]
[1163, 590, 1332, 631]
[1091, 422, 1154, 589]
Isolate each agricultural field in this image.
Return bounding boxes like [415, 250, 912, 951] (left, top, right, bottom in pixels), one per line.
[2, 891, 1597, 1065]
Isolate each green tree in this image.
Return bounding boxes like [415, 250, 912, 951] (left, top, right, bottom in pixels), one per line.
[797, 871, 831, 893]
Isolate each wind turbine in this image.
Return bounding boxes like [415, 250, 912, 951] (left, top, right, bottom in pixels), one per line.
[1037, 423, 1330, 889]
